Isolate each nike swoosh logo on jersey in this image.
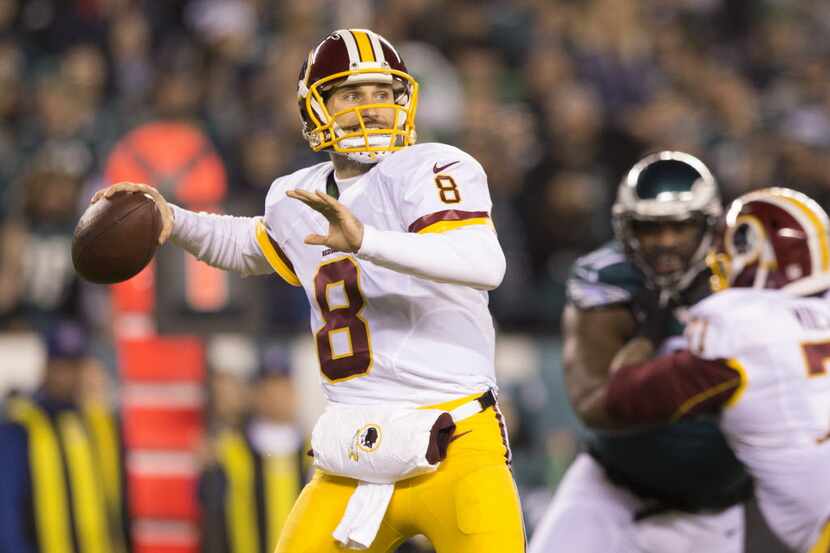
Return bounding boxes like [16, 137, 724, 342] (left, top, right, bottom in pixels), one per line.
[433, 161, 460, 173]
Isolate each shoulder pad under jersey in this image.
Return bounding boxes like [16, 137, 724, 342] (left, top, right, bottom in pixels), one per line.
[567, 241, 645, 309]
[686, 288, 780, 359]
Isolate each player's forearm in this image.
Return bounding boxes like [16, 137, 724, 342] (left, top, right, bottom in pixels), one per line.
[562, 306, 637, 429]
[577, 337, 655, 429]
[570, 387, 624, 429]
[356, 224, 506, 290]
[169, 205, 272, 276]
[605, 351, 740, 424]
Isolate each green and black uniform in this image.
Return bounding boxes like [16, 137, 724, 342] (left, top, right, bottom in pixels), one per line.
[567, 241, 753, 515]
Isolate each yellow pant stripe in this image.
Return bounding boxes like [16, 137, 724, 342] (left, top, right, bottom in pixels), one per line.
[810, 520, 830, 553]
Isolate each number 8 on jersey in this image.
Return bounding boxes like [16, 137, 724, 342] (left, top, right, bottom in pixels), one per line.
[313, 257, 373, 382]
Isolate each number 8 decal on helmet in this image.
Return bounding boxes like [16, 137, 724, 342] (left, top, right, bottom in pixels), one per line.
[313, 257, 373, 382]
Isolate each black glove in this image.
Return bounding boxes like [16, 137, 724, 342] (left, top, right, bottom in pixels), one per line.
[631, 287, 677, 347]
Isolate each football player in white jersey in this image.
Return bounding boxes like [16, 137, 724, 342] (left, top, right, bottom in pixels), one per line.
[530, 152, 752, 553]
[603, 188, 830, 553]
[95, 29, 525, 552]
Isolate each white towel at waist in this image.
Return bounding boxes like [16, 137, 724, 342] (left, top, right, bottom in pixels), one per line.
[332, 482, 394, 550]
[313, 392, 492, 550]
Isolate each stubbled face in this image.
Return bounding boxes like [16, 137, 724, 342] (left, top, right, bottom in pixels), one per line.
[325, 83, 397, 134]
[632, 218, 703, 277]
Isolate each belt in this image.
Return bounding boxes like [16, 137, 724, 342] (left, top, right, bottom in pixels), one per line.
[449, 389, 497, 422]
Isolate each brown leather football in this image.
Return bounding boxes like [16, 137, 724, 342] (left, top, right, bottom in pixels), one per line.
[72, 191, 161, 284]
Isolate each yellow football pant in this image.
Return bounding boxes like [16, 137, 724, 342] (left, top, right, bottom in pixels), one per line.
[274, 393, 526, 552]
[810, 520, 830, 553]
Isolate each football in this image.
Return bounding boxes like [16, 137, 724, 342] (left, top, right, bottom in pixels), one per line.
[72, 191, 162, 284]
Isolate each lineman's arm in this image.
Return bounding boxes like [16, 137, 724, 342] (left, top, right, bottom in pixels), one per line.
[604, 351, 743, 424]
[562, 303, 648, 429]
[92, 183, 272, 276]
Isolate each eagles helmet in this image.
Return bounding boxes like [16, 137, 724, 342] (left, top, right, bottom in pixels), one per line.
[297, 29, 419, 164]
[709, 187, 830, 296]
[612, 151, 722, 293]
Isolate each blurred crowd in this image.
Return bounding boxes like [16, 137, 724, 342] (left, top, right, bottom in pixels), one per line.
[0, 0, 829, 549]
[1, 0, 830, 334]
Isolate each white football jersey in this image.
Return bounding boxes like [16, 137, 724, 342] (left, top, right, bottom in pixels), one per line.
[256, 143, 498, 406]
[687, 288, 830, 552]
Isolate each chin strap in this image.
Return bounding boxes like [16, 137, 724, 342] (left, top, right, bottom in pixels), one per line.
[344, 151, 387, 164]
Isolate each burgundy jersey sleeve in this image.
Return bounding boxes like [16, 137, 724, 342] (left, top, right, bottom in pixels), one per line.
[604, 350, 743, 424]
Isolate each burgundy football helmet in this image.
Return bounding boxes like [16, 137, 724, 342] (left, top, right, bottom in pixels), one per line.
[297, 29, 418, 163]
[709, 187, 830, 295]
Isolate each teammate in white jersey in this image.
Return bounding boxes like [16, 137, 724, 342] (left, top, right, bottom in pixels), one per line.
[95, 29, 525, 552]
[603, 188, 830, 553]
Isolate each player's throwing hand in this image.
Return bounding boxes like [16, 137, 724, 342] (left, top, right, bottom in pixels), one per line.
[287, 189, 364, 253]
[91, 182, 174, 245]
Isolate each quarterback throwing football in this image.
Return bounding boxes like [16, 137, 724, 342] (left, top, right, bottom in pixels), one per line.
[96, 29, 525, 552]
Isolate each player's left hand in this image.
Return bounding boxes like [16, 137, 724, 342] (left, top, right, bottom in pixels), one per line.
[610, 336, 655, 373]
[287, 189, 364, 252]
[631, 288, 677, 347]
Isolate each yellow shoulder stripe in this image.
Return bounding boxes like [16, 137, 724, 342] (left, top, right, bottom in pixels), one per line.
[255, 221, 301, 287]
[416, 217, 493, 235]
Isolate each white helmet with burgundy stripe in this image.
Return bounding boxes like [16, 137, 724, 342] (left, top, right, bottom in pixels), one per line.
[297, 29, 419, 164]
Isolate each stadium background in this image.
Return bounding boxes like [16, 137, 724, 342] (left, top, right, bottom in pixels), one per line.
[0, 0, 827, 551]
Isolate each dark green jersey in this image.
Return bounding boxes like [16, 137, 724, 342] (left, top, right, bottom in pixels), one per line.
[565, 240, 752, 511]
[567, 241, 643, 310]
[568, 240, 689, 338]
